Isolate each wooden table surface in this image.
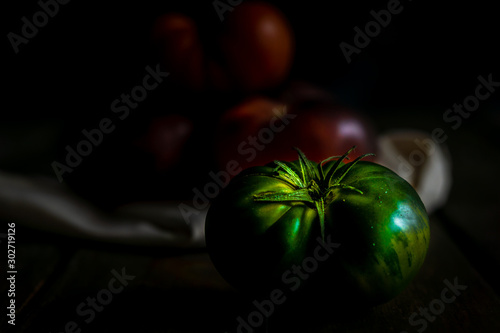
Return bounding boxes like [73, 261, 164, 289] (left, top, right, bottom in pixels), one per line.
[2, 110, 500, 333]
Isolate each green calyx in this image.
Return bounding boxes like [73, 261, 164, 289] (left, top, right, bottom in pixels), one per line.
[253, 147, 374, 240]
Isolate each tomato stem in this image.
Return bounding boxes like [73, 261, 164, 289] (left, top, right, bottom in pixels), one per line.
[253, 147, 374, 241]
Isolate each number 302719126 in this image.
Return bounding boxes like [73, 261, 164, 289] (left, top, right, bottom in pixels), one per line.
[7, 223, 16, 270]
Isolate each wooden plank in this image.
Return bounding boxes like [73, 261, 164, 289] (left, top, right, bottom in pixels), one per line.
[438, 126, 500, 294]
[16, 245, 155, 332]
[16, 214, 500, 333]
[0, 224, 68, 331]
[18, 249, 241, 332]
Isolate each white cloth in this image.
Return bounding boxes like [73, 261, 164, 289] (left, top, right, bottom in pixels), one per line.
[0, 172, 206, 247]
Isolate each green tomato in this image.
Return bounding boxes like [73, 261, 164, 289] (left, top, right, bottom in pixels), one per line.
[205, 148, 429, 305]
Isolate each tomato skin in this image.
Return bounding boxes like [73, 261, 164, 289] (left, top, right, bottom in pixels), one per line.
[220, 1, 294, 91]
[205, 159, 429, 305]
[320, 161, 429, 303]
[152, 13, 204, 89]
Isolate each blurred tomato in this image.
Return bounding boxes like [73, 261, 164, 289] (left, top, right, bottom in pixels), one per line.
[279, 103, 377, 163]
[137, 115, 193, 171]
[152, 13, 204, 89]
[278, 81, 378, 162]
[215, 96, 283, 170]
[215, 91, 377, 174]
[220, 1, 294, 92]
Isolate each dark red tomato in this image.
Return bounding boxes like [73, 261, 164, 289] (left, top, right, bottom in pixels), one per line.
[220, 1, 294, 92]
[276, 81, 377, 162]
[152, 13, 204, 89]
[136, 115, 193, 171]
[277, 103, 377, 163]
[215, 95, 377, 176]
[215, 96, 283, 169]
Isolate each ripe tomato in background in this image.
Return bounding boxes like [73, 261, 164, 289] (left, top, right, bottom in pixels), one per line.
[151, 13, 205, 90]
[215, 96, 283, 170]
[282, 103, 377, 162]
[152, 1, 294, 93]
[136, 115, 193, 172]
[215, 84, 377, 174]
[219, 1, 294, 92]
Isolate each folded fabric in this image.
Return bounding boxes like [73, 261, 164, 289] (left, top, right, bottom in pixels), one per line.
[375, 130, 452, 214]
[0, 172, 206, 248]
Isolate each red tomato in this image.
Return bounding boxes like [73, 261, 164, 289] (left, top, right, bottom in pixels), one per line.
[215, 93, 377, 175]
[220, 1, 294, 92]
[215, 96, 283, 170]
[137, 115, 193, 172]
[278, 104, 378, 163]
[152, 13, 204, 89]
[278, 81, 378, 162]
